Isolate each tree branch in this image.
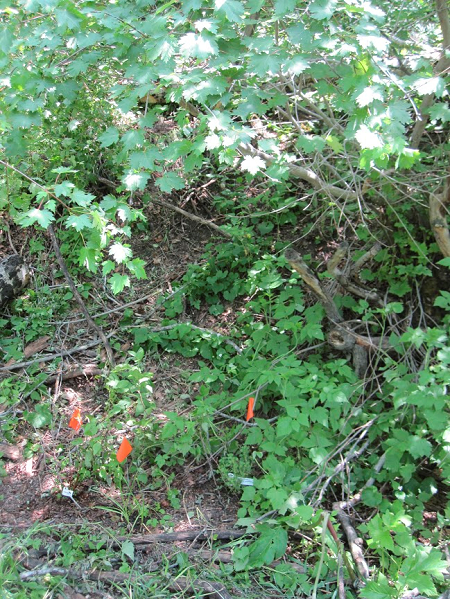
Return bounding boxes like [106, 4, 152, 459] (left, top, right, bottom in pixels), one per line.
[47, 225, 115, 366]
[238, 143, 358, 201]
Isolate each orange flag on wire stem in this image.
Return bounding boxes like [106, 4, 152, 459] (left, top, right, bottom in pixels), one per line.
[246, 397, 255, 421]
[69, 408, 82, 432]
[116, 438, 133, 463]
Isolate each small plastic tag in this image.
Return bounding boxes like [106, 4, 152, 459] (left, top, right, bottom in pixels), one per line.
[62, 486, 74, 498]
[228, 473, 254, 486]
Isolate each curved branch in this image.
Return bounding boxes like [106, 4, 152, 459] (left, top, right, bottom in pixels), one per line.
[238, 143, 358, 201]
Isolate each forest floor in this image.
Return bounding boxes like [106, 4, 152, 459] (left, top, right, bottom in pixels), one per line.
[0, 201, 270, 599]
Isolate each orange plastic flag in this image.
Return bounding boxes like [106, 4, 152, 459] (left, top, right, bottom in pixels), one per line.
[246, 397, 255, 421]
[116, 438, 133, 463]
[69, 408, 82, 432]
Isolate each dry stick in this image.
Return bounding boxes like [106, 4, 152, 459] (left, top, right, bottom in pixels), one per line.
[47, 224, 115, 367]
[98, 175, 231, 239]
[20, 566, 68, 580]
[332, 453, 386, 581]
[115, 529, 249, 545]
[0, 335, 115, 374]
[327, 242, 383, 307]
[150, 197, 232, 238]
[65, 284, 186, 325]
[44, 364, 102, 385]
[238, 143, 358, 201]
[89, 571, 234, 599]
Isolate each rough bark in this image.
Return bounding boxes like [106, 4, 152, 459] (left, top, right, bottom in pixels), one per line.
[0, 255, 30, 306]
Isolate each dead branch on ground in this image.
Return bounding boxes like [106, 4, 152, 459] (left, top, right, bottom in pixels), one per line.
[332, 453, 386, 581]
[285, 245, 389, 377]
[47, 225, 115, 367]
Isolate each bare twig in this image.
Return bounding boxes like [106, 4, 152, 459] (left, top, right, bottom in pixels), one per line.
[116, 529, 249, 545]
[332, 453, 386, 581]
[98, 175, 232, 238]
[20, 566, 68, 580]
[151, 197, 232, 238]
[90, 570, 234, 599]
[0, 335, 115, 374]
[238, 143, 358, 201]
[47, 224, 115, 366]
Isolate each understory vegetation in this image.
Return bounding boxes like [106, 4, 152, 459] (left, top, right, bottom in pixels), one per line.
[0, 0, 449, 597]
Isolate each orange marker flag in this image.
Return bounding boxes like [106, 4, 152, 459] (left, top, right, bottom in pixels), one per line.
[116, 438, 133, 463]
[69, 408, 82, 432]
[246, 397, 255, 421]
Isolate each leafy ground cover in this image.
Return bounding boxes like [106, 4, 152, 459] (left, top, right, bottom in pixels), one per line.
[0, 0, 449, 598]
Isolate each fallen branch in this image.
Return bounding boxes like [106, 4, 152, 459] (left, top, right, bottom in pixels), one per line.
[90, 570, 234, 599]
[47, 225, 115, 367]
[44, 363, 102, 385]
[326, 242, 383, 306]
[98, 175, 232, 238]
[116, 528, 249, 545]
[238, 143, 358, 201]
[332, 453, 386, 581]
[151, 197, 232, 239]
[20, 566, 68, 580]
[0, 335, 115, 374]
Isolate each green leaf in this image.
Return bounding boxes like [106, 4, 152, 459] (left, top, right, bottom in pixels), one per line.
[428, 103, 450, 123]
[25, 405, 52, 428]
[274, 0, 297, 17]
[70, 189, 96, 207]
[110, 273, 130, 294]
[434, 290, 450, 309]
[405, 435, 432, 459]
[387, 101, 412, 124]
[437, 257, 450, 267]
[54, 181, 75, 197]
[18, 208, 54, 228]
[296, 135, 326, 153]
[127, 258, 147, 279]
[215, 0, 245, 22]
[130, 148, 162, 170]
[355, 125, 383, 149]
[102, 260, 116, 276]
[109, 243, 132, 264]
[366, 515, 395, 551]
[121, 540, 135, 561]
[309, 0, 338, 20]
[360, 574, 398, 599]
[155, 172, 185, 192]
[179, 33, 218, 59]
[98, 127, 120, 148]
[79, 247, 99, 273]
[65, 214, 93, 231]
[0, 27, 14, 55]
[413, 76, 445, 97]
[122, 172, 150, 191]
[122, 129, 145, 150]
